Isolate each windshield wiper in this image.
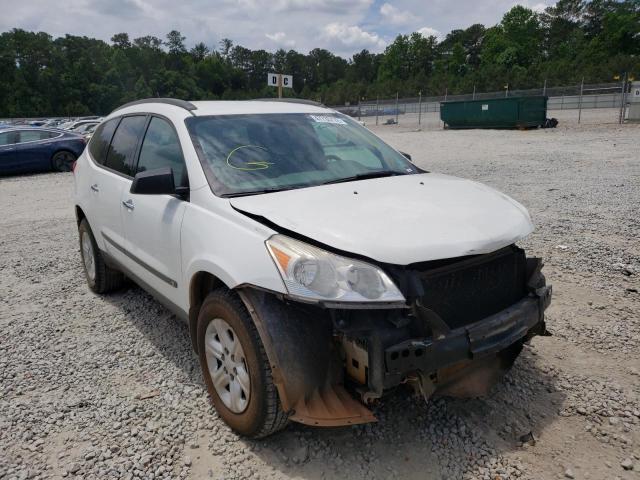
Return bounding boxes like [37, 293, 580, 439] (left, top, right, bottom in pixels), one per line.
[321, 171, 407, 185]
[221, 182, 313, 198]
[221, 187, 288, 198]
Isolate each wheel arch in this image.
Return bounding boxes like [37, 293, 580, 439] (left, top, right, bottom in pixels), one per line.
[188, 270, 228, 352]
[75, 205, 86, 226]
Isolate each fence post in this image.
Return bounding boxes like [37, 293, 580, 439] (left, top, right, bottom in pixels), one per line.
[578, 77, 584, 124]
[444, 87, 448, 102]
[358, 99, 361, 121]
[375, 95, 379, 126]
[472, 85, 476, 100]
[418, 91, 422, 126]
[618, 72, 627, 124]
[543, 78, 547, 96]
[395, 92, 399, 124]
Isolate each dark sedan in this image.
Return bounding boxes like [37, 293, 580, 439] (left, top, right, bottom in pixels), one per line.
[0, 127, 86, 175]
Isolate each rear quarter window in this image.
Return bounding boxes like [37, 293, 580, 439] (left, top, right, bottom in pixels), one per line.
[88, 119, 119, 165]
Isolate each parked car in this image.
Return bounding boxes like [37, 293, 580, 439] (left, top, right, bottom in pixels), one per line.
[0, 127, 86, 174]
[62, 118, 103, 131]
[71, 121, 100, 134]
[81, 123, 99, 141]
[73, 98, 552, 438]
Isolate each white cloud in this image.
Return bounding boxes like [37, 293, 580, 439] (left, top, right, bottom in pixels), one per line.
[509, 1, 551, 13]
[417, 26, 443, 40]
[265, 32, 296, 48]
[0, 0, 559, 58]
[530, 2, 549, 12]
[322, 23, 386, 52]
[229, 0, 372, 14]
[379, 3, 413, 25]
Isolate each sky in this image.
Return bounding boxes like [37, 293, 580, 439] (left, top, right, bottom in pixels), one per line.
[0, 0, 555, 58]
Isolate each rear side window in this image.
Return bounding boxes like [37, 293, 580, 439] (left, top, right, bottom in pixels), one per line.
[89, 119, 119, 165]
[17, 130, 52, 143]
[104, 116, 147, 176]
[136, 117, 188, 188]
[0, 132, 18, 145]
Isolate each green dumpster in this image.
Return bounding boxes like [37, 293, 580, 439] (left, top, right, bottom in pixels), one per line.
[440, 96, 548, 129]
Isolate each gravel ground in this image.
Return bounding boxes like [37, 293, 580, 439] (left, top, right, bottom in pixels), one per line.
[1, 119, 639, 480]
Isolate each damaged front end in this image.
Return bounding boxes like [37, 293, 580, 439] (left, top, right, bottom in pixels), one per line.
[239, 245, 551, 427]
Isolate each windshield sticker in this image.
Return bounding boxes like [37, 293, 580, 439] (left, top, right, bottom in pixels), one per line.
[308, 115, 347, 125]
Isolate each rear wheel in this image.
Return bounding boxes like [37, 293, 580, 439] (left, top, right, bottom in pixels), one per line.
[78, 219, 124, 293]
[51, 150, 76, 172]
[197, 289, 288, 438]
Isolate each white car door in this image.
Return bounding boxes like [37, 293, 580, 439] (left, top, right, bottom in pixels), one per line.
[89, 115, 148, 267]
[120, 116, 189, 308]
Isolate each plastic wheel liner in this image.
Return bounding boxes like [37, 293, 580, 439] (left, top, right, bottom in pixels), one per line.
[237, 289, 376, 427]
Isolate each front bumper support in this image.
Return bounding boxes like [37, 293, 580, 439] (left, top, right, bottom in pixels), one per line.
[385, 286, 552, 380]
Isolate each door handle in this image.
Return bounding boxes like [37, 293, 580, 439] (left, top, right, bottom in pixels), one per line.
[90, 184, 99, 192]
[122, 199, 135, 210]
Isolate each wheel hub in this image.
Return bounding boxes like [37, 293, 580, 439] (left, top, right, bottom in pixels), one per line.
[204, 318, 250, 413]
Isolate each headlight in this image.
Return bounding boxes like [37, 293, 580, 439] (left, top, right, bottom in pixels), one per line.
[266, 234, 405, 304]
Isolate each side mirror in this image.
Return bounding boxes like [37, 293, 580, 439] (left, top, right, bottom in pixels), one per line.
[130, 167, 177, 195]
[400, 151, 412, 162]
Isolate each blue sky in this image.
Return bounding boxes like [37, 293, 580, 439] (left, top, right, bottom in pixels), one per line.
[0, 0, 555, 57]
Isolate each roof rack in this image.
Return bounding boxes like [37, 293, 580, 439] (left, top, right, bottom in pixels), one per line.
[111, 98, 197, 113]
[255, 98, 326, 108]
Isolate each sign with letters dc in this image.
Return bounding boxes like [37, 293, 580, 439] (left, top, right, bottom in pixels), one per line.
[267, 73, 293, 88]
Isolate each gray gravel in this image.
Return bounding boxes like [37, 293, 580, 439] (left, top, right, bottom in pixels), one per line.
[1, 120, 639, 479]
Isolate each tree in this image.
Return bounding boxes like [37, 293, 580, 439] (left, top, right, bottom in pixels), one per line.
[1, 1, 639, 117]
[111, 33, 131, 49]
[190, 42, 210, 62]
[219, 38, 233, 58]
[165, 30, 186, 54]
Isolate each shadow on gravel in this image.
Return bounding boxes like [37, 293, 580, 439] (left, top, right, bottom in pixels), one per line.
[103, 284, 205, 388]
[104, 284, 565, 479]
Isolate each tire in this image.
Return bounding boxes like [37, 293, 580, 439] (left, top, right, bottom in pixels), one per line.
[197, 289, 288, 438]
[51, 150, 76, 172]
[78, 218, 124, 294]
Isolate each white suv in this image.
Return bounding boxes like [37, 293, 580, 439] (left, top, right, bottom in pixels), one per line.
[73, 98, 551, 438]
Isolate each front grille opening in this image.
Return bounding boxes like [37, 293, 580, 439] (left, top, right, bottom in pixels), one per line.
[416, 246, 527, 330]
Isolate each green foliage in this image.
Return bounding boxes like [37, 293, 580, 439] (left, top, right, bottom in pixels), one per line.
[0, 0, 638, 116]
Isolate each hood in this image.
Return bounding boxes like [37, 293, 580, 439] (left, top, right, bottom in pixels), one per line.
[230, 173, 534, 265]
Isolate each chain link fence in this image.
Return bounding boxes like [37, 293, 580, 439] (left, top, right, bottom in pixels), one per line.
[1, 81, 632, 128]
[331, 81, 632, 129]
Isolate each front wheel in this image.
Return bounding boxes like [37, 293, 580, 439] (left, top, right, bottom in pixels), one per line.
[197, 289, 288, 438]
[51, 150, 76, 172]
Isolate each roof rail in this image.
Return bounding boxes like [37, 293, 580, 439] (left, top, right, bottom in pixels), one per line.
[111, 98, 197, 113]
[255, 98, 326, 108]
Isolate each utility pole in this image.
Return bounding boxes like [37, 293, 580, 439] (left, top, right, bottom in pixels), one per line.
[472, 85, 476, 100]
[375, 95, 379, 126]
[418, 91, 422, 126]
[543, 78, 547, 96]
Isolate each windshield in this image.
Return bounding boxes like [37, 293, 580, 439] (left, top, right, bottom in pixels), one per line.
[185, 113, 418, 197]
